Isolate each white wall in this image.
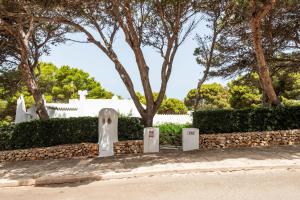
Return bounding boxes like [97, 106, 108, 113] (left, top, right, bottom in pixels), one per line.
[153, 114, 192, 125]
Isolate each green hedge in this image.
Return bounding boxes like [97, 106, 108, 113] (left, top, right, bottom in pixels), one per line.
[118, 117, 144, 140]
[193, 106, 300, 134]
[0, 117, 144, 150]
[0, 125, 14, 151]
[158, 123, 191, 146]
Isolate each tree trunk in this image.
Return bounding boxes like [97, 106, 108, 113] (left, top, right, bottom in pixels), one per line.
[19, 62, 49, 120]
[141, 110, 154, 127]
[194, 66, 209, 111]
[250, 0, 280, 106]
[19, 36, 49, 120]
[143, 115, 154, 127]
[194, 15, 220, 111]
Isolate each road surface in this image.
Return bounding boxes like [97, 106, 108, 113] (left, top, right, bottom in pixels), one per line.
[1, 169, 300, 200]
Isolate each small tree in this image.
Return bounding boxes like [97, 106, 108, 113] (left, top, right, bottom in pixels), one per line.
[193, 0, 232, 110]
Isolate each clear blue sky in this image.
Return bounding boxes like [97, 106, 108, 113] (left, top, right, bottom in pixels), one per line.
[41, 22, 229, 100]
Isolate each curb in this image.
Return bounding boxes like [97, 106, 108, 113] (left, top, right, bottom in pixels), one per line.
[100, 165, 300, 180]
[0, 174, 102, 188]
[1, 164, 300, 188]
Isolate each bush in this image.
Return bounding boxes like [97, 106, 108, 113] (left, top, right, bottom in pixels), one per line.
[158, 123, 190, 146]
[0, 125, 14, 151]
[193, 106, 300, 134]
[0, 117, 143, 150]
[118, 117, 144, 140]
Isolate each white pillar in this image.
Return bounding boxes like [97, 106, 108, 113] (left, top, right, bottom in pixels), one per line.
[98, 108, 118, 157]
[182, 128, 199, 151]
[78, 90, 88, 101]
[143, 127, 159, 153]
[77, 90, 88, 116]
[15, 95, 27, 124]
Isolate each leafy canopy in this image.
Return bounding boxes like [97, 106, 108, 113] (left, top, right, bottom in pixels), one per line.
[184, 83, 230, 110]
[136, 92, 187, 114]
[0, 62, 113, 124]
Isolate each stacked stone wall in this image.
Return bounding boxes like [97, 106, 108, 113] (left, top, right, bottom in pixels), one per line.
[0, 143, 98, 162]
[114, 140, 143, 156]
[1, 129, 300, 162]
[199, 129, 300, 149]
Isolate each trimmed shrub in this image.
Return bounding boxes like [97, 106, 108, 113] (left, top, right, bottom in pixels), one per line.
[158, 123, 191, 146]
[118, 117, 144, 140]
[193, 106, 300, 134]
[0, 125, 14, 151]
[0, 117, 143, 150]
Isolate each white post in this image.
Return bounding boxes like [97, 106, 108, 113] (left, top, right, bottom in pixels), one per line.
[78, 90, 88, 116]
[78, 90, 88, 101]
[143, 127, 159, 153]
[15, 95, 27, 124]
[98, 108, 118, 157]
[182, 128, 199, 151]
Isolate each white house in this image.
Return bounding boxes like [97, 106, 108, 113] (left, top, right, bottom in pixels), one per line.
[15, 90, 192, 125]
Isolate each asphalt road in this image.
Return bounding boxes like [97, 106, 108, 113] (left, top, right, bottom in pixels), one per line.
[1, 169, 300, 200]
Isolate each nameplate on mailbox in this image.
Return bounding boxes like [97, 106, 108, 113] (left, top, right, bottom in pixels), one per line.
[149, 130, 154, 137]
[188, 131, 195, 135]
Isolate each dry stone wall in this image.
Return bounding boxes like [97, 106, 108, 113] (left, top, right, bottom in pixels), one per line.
[1, 129, 300, 162]
[0, 140, 144, 162]
[199, 129, 300, 149]
[114, 140, 143, 156]
[0, 143, 99, 162]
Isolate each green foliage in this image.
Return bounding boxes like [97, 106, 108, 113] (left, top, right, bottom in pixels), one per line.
[0, 69, 23, 125]
[38, 63, 113, 102]
[184, 83, 230, 110]
[136, 92, 167, 105]
[228, 84, 261, 109]
[10, 118, 98, 149]
[118, 117, 144, 140]
[273, 72, 300, 100]
[136, 92, 146, 105]
[0, 117, 143, 150]
[158, 98, 188, 114]
[193, 106, 300, 134]
[0, 125, 14, 151]
[281, 97, 300, 107]
[228, 74, 261, 109]
[136, 92, 187, 114]
[0, 63, 114, 124]
[207, 0, 300, 81]
[0, 100, 7, 116]
[158, 123, 190, 146]
[228, 72, 300, 109]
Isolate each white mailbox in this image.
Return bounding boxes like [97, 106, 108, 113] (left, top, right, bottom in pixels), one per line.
[143, 127, 159, 153]
[182, 128, 199, 151]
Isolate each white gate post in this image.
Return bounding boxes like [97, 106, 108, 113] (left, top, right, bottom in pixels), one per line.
[143, 127, 159, 153]
[182, 128, 199, 151]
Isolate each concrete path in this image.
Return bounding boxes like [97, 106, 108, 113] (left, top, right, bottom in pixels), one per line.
[1, 145, 300, 187]
[1, 168, 300, 200]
